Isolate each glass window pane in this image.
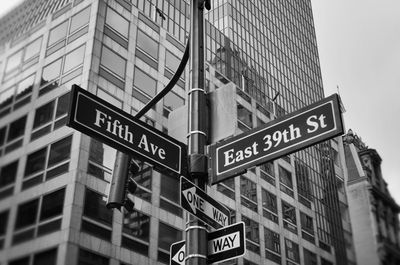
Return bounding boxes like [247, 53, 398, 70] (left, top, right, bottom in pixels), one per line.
[70, 6, 91, 33]
[16, 75, 35, 99]
[136, 30, 158, 59]
[261, 188, 277, 213]
[0, 87, 14, 108]
[24, 37, 42, 61]
[101, 46, 126, 78]
[41, 58, 62, 85]
[158, 222, 181, 251]
[237, 104, 252, 128]
[7, 116, 26, 142]
[0, 160, 18, 188]
[48, 21, 68, 46]
[106, 7, 129, 38]
[15, 199, 39, 229]
[285, 238, 299, 262]
[40, 188, 65, 221]
[242, 215, 259, 243]
[78, 249, 109, 265]
[165, 50, 180, 73]
[9, 257, 29, 265]
[133, 67, 157, 97]
[0, 126, 5, 146]
[88, 139, 116, 170]
[123, 210, 150, 242]
[63, 45, 85, 73]
[24, 148, 47, 176]
[240, 176, 257, 203]
[264, 227, 280, 254]
[48, 136, 72, 167]
[83, 189, 113, 225]
[160, 173, 179, 203]
[163, 91, 184, 111]
[33, 248, 57, 265]
[0, 210, 9, 235]
[56, 92, 70, 118]
[5, 50, 23, 73]
[33, 101, 55, 129]
[279, 166, 292, 188]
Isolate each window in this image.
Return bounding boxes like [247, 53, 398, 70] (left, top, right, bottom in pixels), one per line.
[13, 188, 65, 245]
[158, 222, 182, 263]
[47, 6, 91, 55]
[100, 45, 127, 79]
[279, 165, 293, 197]
[295, 160, 313, 201]
[31, 92, 70, 141]
[264, 227, 281, 263]
[242, 215, 260, 254]
[303, 248, 317, 265]
[133, 67, 157, 103]
[300, 212, 314, 242]
[24, 37, 42, 63]
[0, 160, 18, 199]
[1, 74, 35, 117]
[87, 139, 116, 182]
[122, 210, 150, 256]
[240, 176, 257, 212]
[136, 30, 159, 59]
[23, 136, 72, 189]
[105, 6, 129, 38]
[282, 200, 297, 233]
[237, 103, 252, 130]
[160, 172, 182, 216]
[40, 45, 85, 95]
[131, 161, 152, 202]
[4, 49, 23, 79]
[321, 257, 334, 265]
[78, 248, 109, 265]
[260, 161, 275, 185]
[285, 238, 300, 263]
[163, 90, 184, 117]
[261, 188, 278, 223]
[0, 115, 26, 155]
[0, 210, 9, 249]
[217, 177, 235, 200]
[165, 50, 184, 79]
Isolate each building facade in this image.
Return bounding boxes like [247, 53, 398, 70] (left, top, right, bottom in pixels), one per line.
[0, 0, 355, 265]
[343, 130, 400, 265]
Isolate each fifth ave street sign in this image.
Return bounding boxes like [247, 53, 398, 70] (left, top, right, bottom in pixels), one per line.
[169, 222, 246, 265]
[210, 94, 344, 184]
[181, 176, 230, 229]
[67, 85, 187, 176]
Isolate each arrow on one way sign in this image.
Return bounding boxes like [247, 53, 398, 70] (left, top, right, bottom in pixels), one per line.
[170, 240, 185, 265]
[180, 176, 230, 229]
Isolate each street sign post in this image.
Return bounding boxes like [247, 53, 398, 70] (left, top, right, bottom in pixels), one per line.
[67, 85, 187, 177]
[209, 94, 344, 184]
[169, 222, 246, 265]
[170, 240, 185, 265]
[181, 176, 230, 229]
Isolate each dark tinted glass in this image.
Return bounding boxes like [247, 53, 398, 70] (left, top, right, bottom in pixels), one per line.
[40, 189, 65, 221]
[15, 199, 39, 229]
[25, 148, 47, 176]
[0, 160, 18, 187]
[7, 116, 26, 142]
[33, 248, 57, 265]
[47, 136, 72, 167]
[33, 101, 55, 129]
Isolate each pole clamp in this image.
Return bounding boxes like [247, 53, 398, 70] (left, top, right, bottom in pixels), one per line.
[185, 254, 208, 260]
[185, 225, 208, 232]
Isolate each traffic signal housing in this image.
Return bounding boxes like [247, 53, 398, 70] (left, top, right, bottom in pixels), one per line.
[106, 151, 139, 212]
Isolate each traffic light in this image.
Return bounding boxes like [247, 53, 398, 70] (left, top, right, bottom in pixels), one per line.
[204, 0, 211, 10]
[106, 151, 139, 212]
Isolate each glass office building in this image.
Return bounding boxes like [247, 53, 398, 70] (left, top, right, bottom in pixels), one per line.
[0, 0, 356, 264]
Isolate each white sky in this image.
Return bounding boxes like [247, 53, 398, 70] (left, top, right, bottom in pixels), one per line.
[1, 1, 399, 204]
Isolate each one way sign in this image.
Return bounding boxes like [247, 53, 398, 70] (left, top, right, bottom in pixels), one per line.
[180, 176, 230, 229]
[169, 222, 246, 264]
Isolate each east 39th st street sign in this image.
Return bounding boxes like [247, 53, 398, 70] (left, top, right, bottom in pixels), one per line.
[67, 85, 187, 177]
[209, 94, 344, 184]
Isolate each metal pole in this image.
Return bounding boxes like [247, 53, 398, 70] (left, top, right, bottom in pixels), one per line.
[186, 0, 208, 265]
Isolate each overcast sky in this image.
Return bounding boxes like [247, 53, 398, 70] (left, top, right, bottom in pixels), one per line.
[1, 1, 399, 204]
[311, 0, 400, 204]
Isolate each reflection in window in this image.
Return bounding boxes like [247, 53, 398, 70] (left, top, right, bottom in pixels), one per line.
[70, 6, 91, 33]
[279, 165, 293, 188]
[83, 188, 113, 225]
[0, 210, 9, 249]
[23, 136, 72, 189]
[5, 49, 23, 74]
[101, 45, 126, 78]
[131, 161, 152, 202]
[282, 200, 297, 233]
[136, 30, 158, 59]
[237, 103, 252, 130]
[24, 37, 42, 62]
[240, 176, 257, 212]
[264, 227, 281, 263]
[160, 172, 182, 216]
[48, 20, 68, 47]
[158, 222, 182, 263]
[285, 238, 300, 263]
[63, 45, 85, 73]
[0, 160, 18, 199]
[88, 139, 116, 182]
[78, 249, 109, 265]
[106, 6, 129, 38]
[163, 90, 184, 117]
[165, 50, 183, 78]
[13, 188, 65, 244]
[41, 58, 62, 86]
[242, 215, 260, 254]
[261, 188, 278, 223]
[217, 177, 235, 200]
[133, 67, 157, 103]
[122, 210, 150, 256]
[7, 116, 26, 142]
